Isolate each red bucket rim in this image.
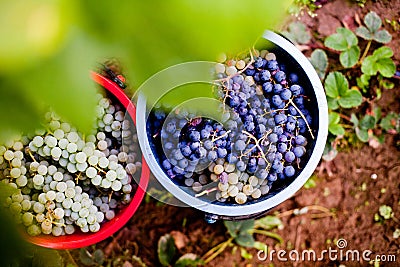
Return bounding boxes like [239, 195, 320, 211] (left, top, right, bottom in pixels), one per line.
[26, 72, 150, 249]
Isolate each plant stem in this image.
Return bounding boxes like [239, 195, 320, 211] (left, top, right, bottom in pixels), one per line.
[250, 229, 283, 243]
[359, 40, 372, 64]
[202, 237, 234, 264]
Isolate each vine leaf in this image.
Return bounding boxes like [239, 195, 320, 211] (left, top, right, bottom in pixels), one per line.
[309, 49, 328, 80]
[324, 72, 362, 109]
[328, 112, 345, 136]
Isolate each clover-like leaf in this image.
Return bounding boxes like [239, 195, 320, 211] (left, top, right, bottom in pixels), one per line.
[380, 112, 399, 132]
[356, 11, 392, 43]
[356, 26, 373, 40]
[337, 89, 362, 108]
[339, 45, 360, 68]
[350, 114, 359, 128]
[327, 98, 339, 110]
[359, 115, 376, 130]
[374, 30, 392, 43]
[236, 232, 255, 248]
[325, 27, 358, 51]
[309, 49, 328, 79]
[361, 46, 395, 77]
[328, 112, 345, 136]
[364, 11, 382, 33]
[324, 72, 349, 98]
[255, 216, 283, 230]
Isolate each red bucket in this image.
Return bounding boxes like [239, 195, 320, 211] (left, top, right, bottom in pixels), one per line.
[25, 72, 150, 249]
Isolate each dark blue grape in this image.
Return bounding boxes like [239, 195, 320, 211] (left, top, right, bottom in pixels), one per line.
[290, 84, 303, 96]
[284, 151, 295, 162]
[274, 71, 286, 83]
[268, 133, 278, 143]
[256, 169, 268, 179]
[166, 122, 176, 133]
[272, 95, 283, 107]
[277, 142, 287, 153]
[284, 166, 295, 177]
[267, 173, 277, 182]
[234, 140, 246, 151]
[260, 70, 271, 81]
[227, 153, 238, 163]
[162, 159, 172, 170]
[189, 131, 200, 142]
[293, 146, 306, 157]
[181, 145, 191, 157]
[190, 142, 200, 151]
[295, 135, 307, 146]
[217, 148, 227, 158]
[273, 84, 283, 94]
[236, 161, 246, 172]
[244, 68, 256, 76]
[267, 60, 279, 71]
[289, 73, 299, 83]
[280, 89, 292, 100]
[286, 121, 296, 132]
[262, 82, 273, 93]
[207, 150, 218, 161]
[274, 113, 287, 125]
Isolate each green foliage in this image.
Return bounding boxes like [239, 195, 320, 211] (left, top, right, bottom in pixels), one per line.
[324, 72, 362, 110]
[304, 175, 317, 189]
[79, 249, 104, 266]
[380, 112, 400, 132]
[351, 114, 375, 142]
[324, 27, 360, 68]
[282, 22, 311, 44]
[328, 112, 345, 136]
[356, 11, 392, 43]
[158, 234, 176, 266]
[288, 0, 321, 17]
[378, 205, 393, 220]
[361, 46, 396, 77]
[157, 234, 202, 267]
[254, 216, 283, 230]
[224, 220, 255, 247]
[309, 49, 328, 80]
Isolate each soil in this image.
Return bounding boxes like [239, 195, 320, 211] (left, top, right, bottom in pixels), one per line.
[67, 1, 400, 266]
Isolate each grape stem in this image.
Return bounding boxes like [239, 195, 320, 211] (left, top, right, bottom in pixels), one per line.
[26, 148, 37, 163]
[195, 187, 217, 197]
[287, 98, 315, 139]
[211, 130, 231, 142]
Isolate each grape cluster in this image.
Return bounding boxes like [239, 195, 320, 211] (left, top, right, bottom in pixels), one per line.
[148, 49, 314, 205]
[0, 93, 141, 236]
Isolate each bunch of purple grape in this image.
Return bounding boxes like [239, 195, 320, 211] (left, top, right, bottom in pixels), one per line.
[148, 49, 314, 204]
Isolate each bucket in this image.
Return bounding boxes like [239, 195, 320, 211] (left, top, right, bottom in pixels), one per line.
[26, 71, 150, 249]
[136, 30, 328, 221]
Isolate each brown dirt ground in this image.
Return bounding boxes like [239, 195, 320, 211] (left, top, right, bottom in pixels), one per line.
[67, 0, 400, 266]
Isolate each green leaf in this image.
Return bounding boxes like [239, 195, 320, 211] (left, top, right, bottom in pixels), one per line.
[364, 11, 382, 33]
[309, 49, 328, 79]
[373, 106, 381, 122]
[324, 72, 349, 98]
[158, 234, 176, 266]
[304, 176, 317, 189]
[356, 26, 373, 40]
[0, 80, 43, 143]
[328, 112, 345, 136]
[240, 247, 253, 259]
[224, 220, 254, 239]
[236, 232, 255, 247]
[339, 45, 360, 68]
[324, 27, 358, 51]
[174, 253, 202, 267]
[376, 58, 396, 77]
[282, 22, 311, 44]
[350, 113, 359, 128]
[92, 250, 104, 265]
[79, 249, 95, 266]
[323, 141, 338, 161]
[373, 46, 394, 58]
[361, 56, 378, 75]
[327, 97, 339, 110]
[381, 79, 394, 89]
[32, 248, 63, 267]
[338, 89, 363, 108]
[253, 241, 267, 251]
[380, 113, 399, 131]
[359, 115, 376, 129]
[355, 128, 369, 142]
[374, 30, 392, 43]
[255, 216, 283, 230]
